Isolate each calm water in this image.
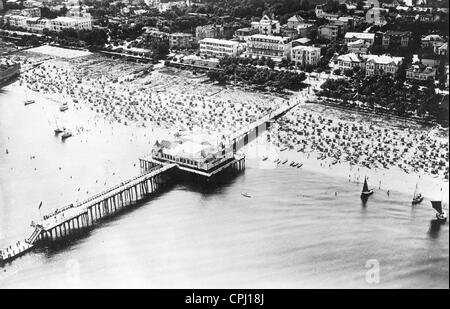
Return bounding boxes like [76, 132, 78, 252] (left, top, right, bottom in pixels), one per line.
[0, 86, 448, 288]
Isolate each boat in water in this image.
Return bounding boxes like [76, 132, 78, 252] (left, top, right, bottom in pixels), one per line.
[411, 183, 423, 205]
[61, 129, 72, 140]
[59, 97, 69, 112]
[431, 201, 447, 222]
[24, 91, 35, 106]
[241, 192, 252, 198]
[360, 177, 374, 199]
[54, 116, 64, 134]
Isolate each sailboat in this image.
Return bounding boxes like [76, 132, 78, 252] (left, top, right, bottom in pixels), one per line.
[412, 183, 423, 204]
[54, 116, 64, 134]
[360, 177, 374, 199]
[431, 201, 447, 222]
[59, 96, 69, 112]
[24, 90, 35, 105]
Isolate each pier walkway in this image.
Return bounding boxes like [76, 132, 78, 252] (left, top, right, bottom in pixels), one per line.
[228, 98, 299, 146]
[1, 163, 176, 263]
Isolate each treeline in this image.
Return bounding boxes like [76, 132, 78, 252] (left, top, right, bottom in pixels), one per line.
[318, 72, 449, 126]
[45, 28, 108, 49]
[207, 56, 307, 92]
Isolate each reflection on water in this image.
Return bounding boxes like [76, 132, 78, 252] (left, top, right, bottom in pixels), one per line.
[0, 87, 448, 289]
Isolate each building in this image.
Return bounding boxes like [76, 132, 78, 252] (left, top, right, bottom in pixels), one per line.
[195, 24, 223, 40]
[234, 27, 259, 42]
[336, 53, 403, 76]
[338, 16, 355, 31]
[381, 0, 400, 8]
[366, 8, 387, 25]
[169, 32, 194, 49]
[336, 53, 365, 71]
[364, 0, 380, 8]
[151, 134, 241, 176]
[315, 5, 324, 18]
[5, 15, 29, 29]
[344, 32, 375, 46]
[317, 24, 341, 41]
[246, 34, 292, 61]
[364, 54, 403, 76]
[47, 16, 92, 32]
[292, 38, 312, 47]
[143, 27, 169, 43]
[297, 23, 315, 39]
[421, 34, 445, 48]
[406, 64, 436, 81]
[291, 45, 321, 67]
[251, 15, 280, 36]
[199, 38, 239, 58]
[287, 15, 304, 30]
[25, 17, 49, 32]
[435, 43, 448, 56]
[21, 7, 41, 17]
[347, 39, 371, 54]
[315, 4, 340, 20]
[382, 31, 411, 49]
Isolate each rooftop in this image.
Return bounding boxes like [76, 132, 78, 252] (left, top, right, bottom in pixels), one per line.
[249, 34, 291, 42]
[292, 45, 320, 51]
[364, 54, 403, 65]
[345, 32, 375, 40]
[200, 38, 239, 46]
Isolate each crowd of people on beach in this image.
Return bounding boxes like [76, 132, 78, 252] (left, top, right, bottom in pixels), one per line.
[15, 51, 450, 188]
[270, 106, 449, 181]
[20, 57, 282, 139]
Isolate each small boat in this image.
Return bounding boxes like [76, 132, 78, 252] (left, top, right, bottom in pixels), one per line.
[360, 177, 374, 199]
[61, 130, 72, 140]
[24, 91, 35, 105]
[411, 183, 423, 205]
[54, 116, 64, 134]
[241, 192, 251, 198]
[297, 163, 303, 168]
[262, 156, 268, 161]
[60, 99, 69, 112]
[281, 159, 288, 164]
[431, 201, 447, 222]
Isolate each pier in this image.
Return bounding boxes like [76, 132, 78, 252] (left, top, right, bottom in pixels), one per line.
[1, 162, 177, 263]
[0, 100, 297, 265]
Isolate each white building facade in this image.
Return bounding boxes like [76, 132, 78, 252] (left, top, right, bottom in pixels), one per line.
[199, 38, 239, 58]
[246, 34, 292, 60]
[291, 46, 321, 67]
